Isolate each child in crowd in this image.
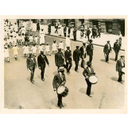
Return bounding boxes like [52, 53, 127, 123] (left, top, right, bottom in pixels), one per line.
[4, 46, 10, 62]
[59, 40, 64, 50]
[52, 40, 57, 54]
[23, 44, 29, 57]
[31, 44, 37, 56]
[12, 45, 20, 60]
[45, 43, 51, 55]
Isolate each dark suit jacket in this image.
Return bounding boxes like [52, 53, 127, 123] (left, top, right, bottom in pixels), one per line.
[103, 43, 111, 54]
[80, 46, 86, 58]
[68, 27, 71, 34]
[86, 44, 94, 56]
[83, 66, 95, 79]
[26, 57, 36, 70]
[113, 42, 121, 53]
[55, 52, 64, 67]
[116, 59, 125, 72]
[73, 49, 81, 61]
[65, 50, 72, 62]
[37, 54, 49, 68]
[64, 27, 67, 33]
[53, 73, 66, 89]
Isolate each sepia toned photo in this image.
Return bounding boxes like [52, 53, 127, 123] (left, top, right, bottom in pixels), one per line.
[0, 16, 127, 114]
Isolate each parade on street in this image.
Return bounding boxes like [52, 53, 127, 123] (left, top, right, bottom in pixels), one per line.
[3, 18, 126, 109]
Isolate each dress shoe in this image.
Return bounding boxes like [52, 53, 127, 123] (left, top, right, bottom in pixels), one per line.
[41, 78, 45, 81]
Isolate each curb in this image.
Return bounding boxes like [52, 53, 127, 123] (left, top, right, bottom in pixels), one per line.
[46, 34, 125, 51]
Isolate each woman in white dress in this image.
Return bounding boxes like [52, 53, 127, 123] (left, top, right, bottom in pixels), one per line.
[38, 44, 43, 54]
[59, 40, 64, 50]
[12, 45, 19, 60]
[31, 44, 37, 56]
[52, 40, 57, 54]
[4, 46, 10, 62]
[40, 29, 45, 45]
[23, 45, 29, 57]
[58, 25, 62, 36]
[65, 36, 71, 50]
[45, 43, 51, 55]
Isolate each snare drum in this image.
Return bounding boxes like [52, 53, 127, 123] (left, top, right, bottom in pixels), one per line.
[89, 75, 98, 84]
[57, 86, 69, 97]
[122, 67, 125, 74]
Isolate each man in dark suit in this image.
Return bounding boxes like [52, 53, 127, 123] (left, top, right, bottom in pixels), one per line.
[48, 23, 51, 35]
[65, 46, 72, 74]
[113, 39, 121, 61]
[103, 41, 112, 63]
[86, 28, 91, 41]
[73, 28, 77, 41]
[37, 22, 40, 32]
[80, 42, 86, 68]
[86, 39, 94, 63]
[68, 26, 71, 36]
[53, 67, 66, 108]
[63, 26, 67, 37]
[83, 61, 95, 97]
[73, 46, 81, 72]
[37, 50, 49, 81]
[116, 55, 125, 83]
[55, 48, 65, 69]
[26, 53, 37, 84]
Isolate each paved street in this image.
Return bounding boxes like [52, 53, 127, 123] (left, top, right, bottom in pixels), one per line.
[4, 34, 125, 109]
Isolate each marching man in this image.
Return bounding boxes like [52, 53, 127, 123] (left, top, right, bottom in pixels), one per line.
[52, 67, 66, 109]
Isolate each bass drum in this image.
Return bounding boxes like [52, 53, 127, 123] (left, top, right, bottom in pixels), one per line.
[57, 86, 69, 97]
[89, 75, 98, 84]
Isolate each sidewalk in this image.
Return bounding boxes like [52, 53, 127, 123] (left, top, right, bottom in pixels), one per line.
[41, 25, 125, 51]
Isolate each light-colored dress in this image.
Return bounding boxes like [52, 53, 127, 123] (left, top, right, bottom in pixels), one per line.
[31, 46, 37, 54]
[38, 45, 43, 53]
[4, 49, 9, 58]
[23, 46, 29, 54]
[12, 46, 19, 55]
[52, 43, 57, 51]
[45, 45, 50, 52]
[40, 31, 45, 44]
[29, 36, 33, 42]
[65, 37, 71, 50]
[59, 42, 64, 49]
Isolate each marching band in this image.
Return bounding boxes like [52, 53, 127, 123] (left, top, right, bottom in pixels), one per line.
[3, 19, 125, 109]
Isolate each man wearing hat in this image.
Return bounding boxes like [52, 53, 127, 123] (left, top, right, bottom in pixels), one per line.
[73, 46, 81, 72]
[113, 39, 121, 61]
[80, 42, 87, 68]
[63, 25, 67, 37]
[37, 50, 49, 81]
[103, 41, 112, 63]
[116, 55, 125, 83]
[26, 52, 37, 84]
[48, 23, 51, 35]
[73, 27, 77, 41]
[55, 48, 65, 69]
[86, 28, 91, 41]
[52, 67, 66, 108]
[83, 61, 96, 97]
[86, 39, 94, 63]
[65, 46, 72, 74]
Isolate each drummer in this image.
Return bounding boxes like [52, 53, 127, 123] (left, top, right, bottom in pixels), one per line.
[52, 67, 66, 109]
[116, 55, 125, 83]
[83, 61, 96, 97]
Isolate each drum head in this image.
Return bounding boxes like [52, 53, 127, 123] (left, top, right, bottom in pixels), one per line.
[89, 75, 98, 84]
[57, 86, 65, 94]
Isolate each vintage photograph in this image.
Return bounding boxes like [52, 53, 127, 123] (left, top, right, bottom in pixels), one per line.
[0, 16, 127, 113]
